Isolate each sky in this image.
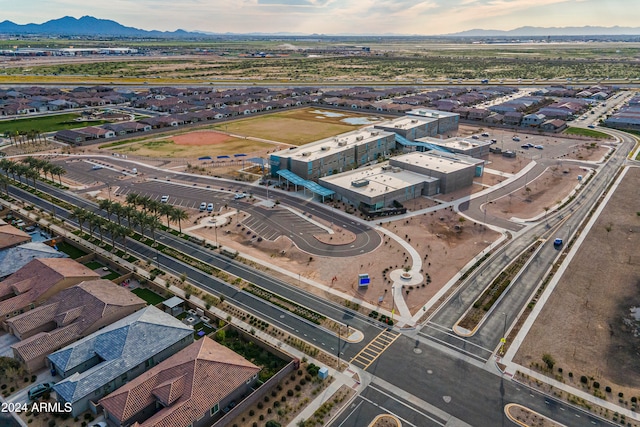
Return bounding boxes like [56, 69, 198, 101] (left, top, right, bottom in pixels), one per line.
[0, 0, 637, 35]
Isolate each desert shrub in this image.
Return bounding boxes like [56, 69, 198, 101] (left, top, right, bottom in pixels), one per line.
[580, 375, 588, 384]
[593, 382, 600, 389]
[606, 386, 612, 392]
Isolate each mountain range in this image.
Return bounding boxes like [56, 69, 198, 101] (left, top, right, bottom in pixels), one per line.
[0, 16, 197, 38]
[1, 16, 639, 38]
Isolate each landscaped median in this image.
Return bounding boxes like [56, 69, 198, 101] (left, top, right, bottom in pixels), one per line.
[504, 403, 563, 427]
[453, 239, 543, 336]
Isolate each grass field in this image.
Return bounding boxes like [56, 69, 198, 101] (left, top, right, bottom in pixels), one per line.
[212, 108, 381, 145]
[0, 113, 108, 134]
[112, 136, 271, 158]
[563, 127, 612, 139]
[132, 288, 166, 305]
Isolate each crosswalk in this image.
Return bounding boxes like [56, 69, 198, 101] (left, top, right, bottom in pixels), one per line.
[350, 329, 400, 370]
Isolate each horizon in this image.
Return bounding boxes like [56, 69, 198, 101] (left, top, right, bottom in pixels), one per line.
[1, 0, 637, 36]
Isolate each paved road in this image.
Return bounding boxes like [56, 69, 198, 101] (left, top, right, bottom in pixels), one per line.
[420, 129, 635, 362]
[5, 181, 384, 361]
[339, 335, 616, 427]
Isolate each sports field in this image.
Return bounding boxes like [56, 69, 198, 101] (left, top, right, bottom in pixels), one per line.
[212, 108, 385, 146]
[112, 131, 271, 158]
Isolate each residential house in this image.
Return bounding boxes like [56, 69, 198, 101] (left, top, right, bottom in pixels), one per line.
[7, 279, 146, 372]
[0, 220, 31, 250]
[503, 112, 523, 126]
[541, 119, 567, 132]
[105, 122, 152, 136]
[522, 113, 546, 127]
[81, 127, 115, 139]
[54, 129, 92, 145]
[0, 241, 67, 280]
[0, 258, 99, 328]
[99, 337, 260, 427]
[47, 306, 194, 416]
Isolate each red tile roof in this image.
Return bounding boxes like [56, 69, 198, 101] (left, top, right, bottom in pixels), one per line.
[100, 337, 260, 427]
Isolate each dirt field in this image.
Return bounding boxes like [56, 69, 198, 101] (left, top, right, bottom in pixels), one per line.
[486, 165, 585, 220]
[486, 152, 532, 174]
[111, 134, 271, 158]
[212, 108, 386, 146]
[563, 142, 610, 162]
[381, 208, 501, 312]
[185, 200, 499, 315]
[514, 167, 640, 398]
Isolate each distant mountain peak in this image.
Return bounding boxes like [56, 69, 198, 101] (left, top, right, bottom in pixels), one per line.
[448, 25, 640, 37]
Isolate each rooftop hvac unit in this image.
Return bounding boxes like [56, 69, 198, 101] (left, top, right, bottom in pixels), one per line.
[338, 141, 347, 146]
[356, 136, 364, 141]
[302, 152, 311, 156]
[370, 131, 379, 136]
[392, 167, 402, 172]
[381, 165, 392, 170]
[351, 179, 369, 187]
[321, 146, 330, 151]
[411, 119, 418, 123]
[394, 124, 401, 128]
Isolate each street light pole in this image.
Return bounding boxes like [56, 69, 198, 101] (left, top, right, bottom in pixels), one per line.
[500, 312, 507, 356]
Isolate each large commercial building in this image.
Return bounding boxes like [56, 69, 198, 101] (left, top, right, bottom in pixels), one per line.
[415, 136, 491, 159]
[374, 115, 441, 140]
[270, 128, 396, 180]
[406, 109, 460, 135]
[320, 151, 483, 210]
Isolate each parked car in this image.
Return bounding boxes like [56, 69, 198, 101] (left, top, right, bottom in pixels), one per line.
[199, 202, 207, 211]
[481, 132, 490, 137]
[534, 145, 544, 150]
[207, 203, 214, 212]
[160, 195, 169, 203]
[521, 144, 529, 149]
[471, 135, 479, 139]
[28, 383, 54, 401]
[512, 136, 521, 142]
[91, 165, 103, 170]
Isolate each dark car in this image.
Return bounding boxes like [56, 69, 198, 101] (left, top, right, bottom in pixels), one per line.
[28, 382, 54, 400]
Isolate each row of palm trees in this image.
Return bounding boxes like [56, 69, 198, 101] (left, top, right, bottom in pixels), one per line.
[68, 194, 190, 256]
[0, 157, 67, 189]
[4, 130, 46, 146]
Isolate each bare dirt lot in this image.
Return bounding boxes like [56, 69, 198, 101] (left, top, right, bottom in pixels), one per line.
[515, 167, 640, 398]
[188, 201, 498, 315]
[563, 142, 610, 162]
[486, 152, 532, 174]
[486, 164, 586, 220]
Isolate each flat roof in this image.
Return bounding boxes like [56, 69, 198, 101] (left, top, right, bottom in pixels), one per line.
[392, 151, 477, 173]
[271, 127, 394, 162]
[407, 108, 459, 119]
[375, 115, 437, 130]
[320, 163, 436, 198]
[416, 136, 492, 151]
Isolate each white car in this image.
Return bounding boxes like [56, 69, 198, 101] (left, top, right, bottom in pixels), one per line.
[160, 195, 169, 203]
[199, 202, 207, 211]
[234, 193, 246, 200]
[207, 203, 214, 212]
[534, 145, 544, 150]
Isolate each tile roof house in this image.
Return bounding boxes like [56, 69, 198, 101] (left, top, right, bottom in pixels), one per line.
[99, 337, 260, 427]
[0, 241, 68, 280]
[47, 306, 194, 416]
[7, 279, 146, 372]
[0, 258, 100, 328]
[0, 221, 31, 250]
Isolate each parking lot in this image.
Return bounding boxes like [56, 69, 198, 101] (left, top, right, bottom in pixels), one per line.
[53, 158, 133, 188]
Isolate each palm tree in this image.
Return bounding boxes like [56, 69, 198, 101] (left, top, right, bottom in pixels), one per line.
[125, 192, 141, 207]
[25, 168, 39, 190]
[94, 215, 106, 245]
[104, 220, 121, 252]
[135, 210, 148, 239]
[118, 224, 131, 257]
[0, 158, 12, 178]
[69, 207, 87, 235]
[98, 199, 114, 218]
[85, 211, 99, 239]
[111, 202, 125, 226]
[159, 203, 174, 228]
[13, 163, 28, 184]
[42, 162, 55, 182]
[0, 174, 9, 196]
[52, 165, 66, 185]
[123, 205, 137, 230]
[171, 208, 189, 233]
[146, 214, 161, 247]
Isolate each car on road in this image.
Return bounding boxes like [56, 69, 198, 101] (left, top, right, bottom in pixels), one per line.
[534, 145, 544, 150]
[553, 238, 564, 248]
[160, 195, 169, 203]
[199, 202, 207, 211]
[234, 192, 246, 200]
[588, 125, 596, 129]
[28, 382, 54, 400]
[207, 203, 214, 212]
